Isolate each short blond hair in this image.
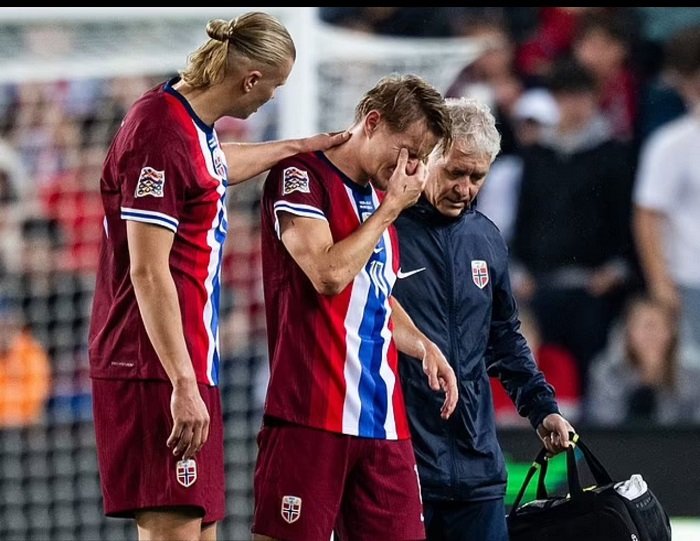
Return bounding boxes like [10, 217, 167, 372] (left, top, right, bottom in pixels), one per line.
[179, 11, 296, 88]
[355, 74, 453, 153]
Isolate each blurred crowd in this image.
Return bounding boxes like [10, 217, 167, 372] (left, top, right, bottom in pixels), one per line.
[2, 7, 700, 430]
[0, 73, 269, 428]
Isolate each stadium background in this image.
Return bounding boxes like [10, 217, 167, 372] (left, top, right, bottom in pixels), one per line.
[0, 7, 697, 540]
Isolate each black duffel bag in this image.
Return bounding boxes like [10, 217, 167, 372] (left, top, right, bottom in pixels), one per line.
[507, 433, 672, 541]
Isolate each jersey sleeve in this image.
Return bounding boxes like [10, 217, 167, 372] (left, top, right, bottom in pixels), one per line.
[265, 159, 328, 239]
[119, 127, 190, 233]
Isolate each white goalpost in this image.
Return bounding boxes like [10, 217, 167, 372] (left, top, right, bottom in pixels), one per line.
[0, 7, 486, 137]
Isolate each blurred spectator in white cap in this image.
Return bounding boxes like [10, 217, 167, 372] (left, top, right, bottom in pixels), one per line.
[512, 87, 559, 146]
[511, 58, 638, 390]
[476, 88, 559, 245]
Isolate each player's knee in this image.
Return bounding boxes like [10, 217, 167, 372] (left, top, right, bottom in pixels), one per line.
[136, 507, 203, 541]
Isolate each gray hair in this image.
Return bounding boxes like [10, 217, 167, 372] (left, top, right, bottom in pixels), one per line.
[433, 97, 501, 163]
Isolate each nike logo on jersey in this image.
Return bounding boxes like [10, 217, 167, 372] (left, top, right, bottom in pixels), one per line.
[374, 246, 384, 254]
[396, 267, 426, 279]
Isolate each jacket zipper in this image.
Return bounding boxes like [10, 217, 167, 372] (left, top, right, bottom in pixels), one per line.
[443, 226, 460, 499]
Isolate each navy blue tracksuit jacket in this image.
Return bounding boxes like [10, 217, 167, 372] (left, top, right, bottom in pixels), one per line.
[393, 197, 559, 502]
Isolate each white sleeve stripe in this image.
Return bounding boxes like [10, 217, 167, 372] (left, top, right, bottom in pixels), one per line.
[121, 212, 178, 233]
[273, 202, 327, 239]
[120, 206, 180, 227]
[273, 200, 325, 217]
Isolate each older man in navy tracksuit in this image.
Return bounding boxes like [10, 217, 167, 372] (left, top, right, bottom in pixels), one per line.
[392, 97, 575, 541]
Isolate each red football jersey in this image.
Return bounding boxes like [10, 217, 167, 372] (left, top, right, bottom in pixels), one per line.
[260, 151, 411, 440]
[89, 78, 228, 386]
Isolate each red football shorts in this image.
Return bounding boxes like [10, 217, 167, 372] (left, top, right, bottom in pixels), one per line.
[91, 378, 225, 524]
[252, 419, 426, 541]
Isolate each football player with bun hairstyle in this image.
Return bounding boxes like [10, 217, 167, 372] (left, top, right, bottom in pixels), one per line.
[88, 11, 348, 541]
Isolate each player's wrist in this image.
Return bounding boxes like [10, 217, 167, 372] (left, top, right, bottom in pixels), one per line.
[172, 374, 198, 390]
[376, 199, 402, 222]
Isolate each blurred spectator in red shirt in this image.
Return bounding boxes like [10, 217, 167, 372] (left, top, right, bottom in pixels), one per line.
[516, 8, 595, 84]
[572, 9, 643, 143]
[39, 145, 105, 274]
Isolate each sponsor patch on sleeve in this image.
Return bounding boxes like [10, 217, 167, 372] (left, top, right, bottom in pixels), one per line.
[135, 166, 165, 198]
[282, 166, 310, 196]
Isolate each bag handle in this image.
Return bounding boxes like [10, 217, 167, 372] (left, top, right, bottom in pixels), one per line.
[509, 432, 614, 518]
[565, 433, 613, 496]
[509, 446, 550, 515]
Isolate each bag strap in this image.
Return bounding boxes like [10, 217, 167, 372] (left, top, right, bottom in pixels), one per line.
[536, 453, 550, 499]
[509, 446, 550, 517]
[509, 432, 615, 517]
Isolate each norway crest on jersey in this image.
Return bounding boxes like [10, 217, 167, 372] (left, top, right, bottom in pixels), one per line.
[471, 260, 489, 289]
[282, 167, 310, 195]
[281, 495, 302, 524]
[213, 148, 227, 179]
[176, 458, 197, 488]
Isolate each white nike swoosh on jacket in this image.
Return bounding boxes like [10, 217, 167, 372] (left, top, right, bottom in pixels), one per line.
[396, 267, 426, 279]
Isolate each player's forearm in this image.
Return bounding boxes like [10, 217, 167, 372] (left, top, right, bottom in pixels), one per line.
[222, 139, 307, 185]
[314, 205, 402, 294]
[633, 207, 669, 286]
[130, 267, 196, 386]
[390, 297, 430, 359]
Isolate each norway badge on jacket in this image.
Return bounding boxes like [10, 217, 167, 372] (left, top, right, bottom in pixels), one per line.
[392, 197, 559, 502]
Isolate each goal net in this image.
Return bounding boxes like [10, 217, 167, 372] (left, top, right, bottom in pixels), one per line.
[0, 8, 483, 541]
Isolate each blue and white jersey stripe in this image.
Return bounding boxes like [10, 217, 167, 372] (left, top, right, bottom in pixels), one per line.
[341, 184, 398, 438]
[197, 124, 228, 385]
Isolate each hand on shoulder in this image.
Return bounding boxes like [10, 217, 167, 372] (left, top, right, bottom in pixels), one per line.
[299, 131, 351, 153]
